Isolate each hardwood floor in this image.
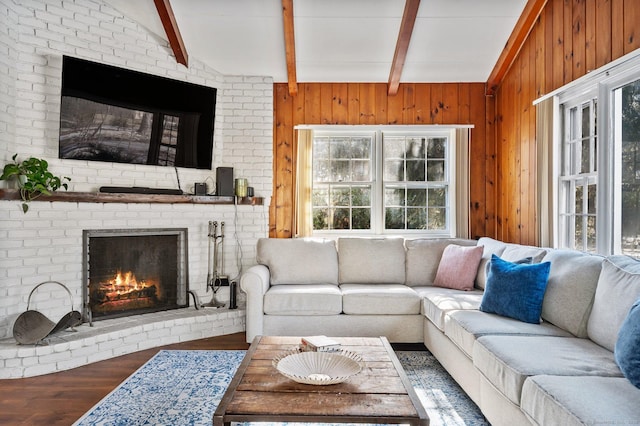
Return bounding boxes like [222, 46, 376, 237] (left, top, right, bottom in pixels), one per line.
[0, 332, 250, 426]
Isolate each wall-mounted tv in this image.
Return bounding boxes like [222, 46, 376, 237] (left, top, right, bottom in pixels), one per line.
[59, 56, 216, 169]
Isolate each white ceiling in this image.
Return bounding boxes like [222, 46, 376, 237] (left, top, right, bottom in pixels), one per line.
[103, 0, 528, 83]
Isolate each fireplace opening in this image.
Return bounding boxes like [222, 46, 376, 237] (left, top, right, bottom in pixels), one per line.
[82, 228, 189, 323]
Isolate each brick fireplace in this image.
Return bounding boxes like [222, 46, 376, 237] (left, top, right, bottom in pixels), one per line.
[0, 0, 273, 378]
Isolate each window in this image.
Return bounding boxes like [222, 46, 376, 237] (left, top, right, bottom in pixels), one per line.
[312, 134, 373, 231]
[559, 98, 598, 252]
[546, 50, 640, 256]
[616, 79, 640, 256]
[383, 135, 449, 231]
[308, 127, 460, 236]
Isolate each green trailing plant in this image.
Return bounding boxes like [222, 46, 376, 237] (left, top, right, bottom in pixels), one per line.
[0, 154, 71, 213]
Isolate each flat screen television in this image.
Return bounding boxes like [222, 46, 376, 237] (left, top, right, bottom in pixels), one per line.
[59, 56, 216, 169]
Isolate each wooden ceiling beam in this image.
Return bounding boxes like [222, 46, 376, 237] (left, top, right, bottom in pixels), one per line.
[282, 0, 298, 96]
[388, 0, 421, 96]
[154, 0, 189, 67]
[486, 0, 548, 95]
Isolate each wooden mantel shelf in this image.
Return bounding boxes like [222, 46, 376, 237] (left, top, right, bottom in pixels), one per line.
[0, 189, 263, 206]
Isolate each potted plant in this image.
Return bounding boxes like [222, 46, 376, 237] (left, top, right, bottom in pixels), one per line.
[0, 154, 71, 213]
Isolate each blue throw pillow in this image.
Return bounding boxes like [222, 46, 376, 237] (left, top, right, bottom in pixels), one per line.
[479, 254, 551, 324]
[615, 299, 640, 389]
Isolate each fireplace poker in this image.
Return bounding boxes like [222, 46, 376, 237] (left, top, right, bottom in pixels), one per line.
[203, 220, 226, 308]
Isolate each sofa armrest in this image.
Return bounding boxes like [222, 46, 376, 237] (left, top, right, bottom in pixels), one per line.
[239, 264, 270, 343]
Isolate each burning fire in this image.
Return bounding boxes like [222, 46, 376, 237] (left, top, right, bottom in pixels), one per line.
[107, 271, 147, 293]
[96, 270, 158, 300]
[91, 270, 160, 311]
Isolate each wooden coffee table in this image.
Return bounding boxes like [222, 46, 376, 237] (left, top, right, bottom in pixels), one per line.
[213, 335, 429, 426]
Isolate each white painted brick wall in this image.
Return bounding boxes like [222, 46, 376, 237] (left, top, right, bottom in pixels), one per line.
[0, 1, 17, 152]
[0, 0, 273, 340]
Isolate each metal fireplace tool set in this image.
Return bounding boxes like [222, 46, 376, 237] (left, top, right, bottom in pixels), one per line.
[190, 220, 238, 310]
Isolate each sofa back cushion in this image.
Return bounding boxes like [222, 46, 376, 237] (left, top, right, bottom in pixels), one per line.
[405, 238, 477, 287]
[338, 237, 405, 284]
[257, 238, 339, 285]
[540, 250, 603, 337]
[588, 256, 640, 351]
[501, 245, 548, 263]
[475, 237, 509, 289]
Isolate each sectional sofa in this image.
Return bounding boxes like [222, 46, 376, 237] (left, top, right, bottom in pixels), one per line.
[240, 236, 640, 425]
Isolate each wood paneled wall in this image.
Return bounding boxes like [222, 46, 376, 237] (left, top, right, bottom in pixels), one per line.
[270, 0, 640, 244]
[494, 0, 640, 245]
[271, 83, 493, 239]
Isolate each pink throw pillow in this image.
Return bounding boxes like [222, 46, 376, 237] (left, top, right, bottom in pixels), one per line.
[433, 244, 484, 291]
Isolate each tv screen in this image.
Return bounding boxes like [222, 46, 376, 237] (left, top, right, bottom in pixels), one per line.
[59, 56, 216, 169]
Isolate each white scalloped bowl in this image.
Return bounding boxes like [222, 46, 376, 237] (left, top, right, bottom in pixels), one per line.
[272, 349, 363, 385]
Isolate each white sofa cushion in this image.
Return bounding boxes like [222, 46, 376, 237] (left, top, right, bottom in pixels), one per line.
[445, 310, 571, 358]
[521, 375, 640, 426]
[588, 256, 640, 351]
[475, 237, 508, 289]
[405, 238, 476, 287]
[338, 237, 405, 284]
[263, 284, 342, 315]
[257, 238, 338, 285]
[340, 284, 421, 315]
[501, 244, 548, 263]
[414, 286, 483, 331]
[540, 250, 603, 337]
[473, 335, 623, 405]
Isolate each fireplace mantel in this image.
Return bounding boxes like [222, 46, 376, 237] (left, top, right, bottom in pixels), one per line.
[0, 189, 263, 205]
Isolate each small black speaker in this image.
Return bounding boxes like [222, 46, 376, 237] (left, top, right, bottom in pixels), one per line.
[194, 182, 207, 195]
[216, 167, 234, 196]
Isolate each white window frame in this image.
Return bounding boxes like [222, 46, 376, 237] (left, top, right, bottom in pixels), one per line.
[558, 94, 598, 252]
[601, 65, 640, 255]
[379, 130, 454, 236]
[537, 48, 640, 255]
[310, 130, 377, 235]
[303, 125, 463, 238]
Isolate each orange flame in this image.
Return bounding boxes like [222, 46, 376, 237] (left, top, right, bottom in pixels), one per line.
[102, 270, 151, 295]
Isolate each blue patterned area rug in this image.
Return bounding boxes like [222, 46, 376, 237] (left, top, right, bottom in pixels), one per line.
[73, 350, 488, 426]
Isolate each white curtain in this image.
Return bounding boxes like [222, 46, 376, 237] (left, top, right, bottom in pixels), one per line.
[295, 129, 313, 237]
[536, 97, 556, 247]
[455, 128, 471, 239]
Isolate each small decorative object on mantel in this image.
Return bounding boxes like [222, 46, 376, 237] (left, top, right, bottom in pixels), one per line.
[272, 347, 363, 385]
[234, 178, 248, 197]
[0, 154, 70, 213]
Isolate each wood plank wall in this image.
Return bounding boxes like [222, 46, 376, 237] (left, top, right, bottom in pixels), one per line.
[271, 83, 493, 239]
[494, 0, 640, 245]
[270, 0, 640, 244]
